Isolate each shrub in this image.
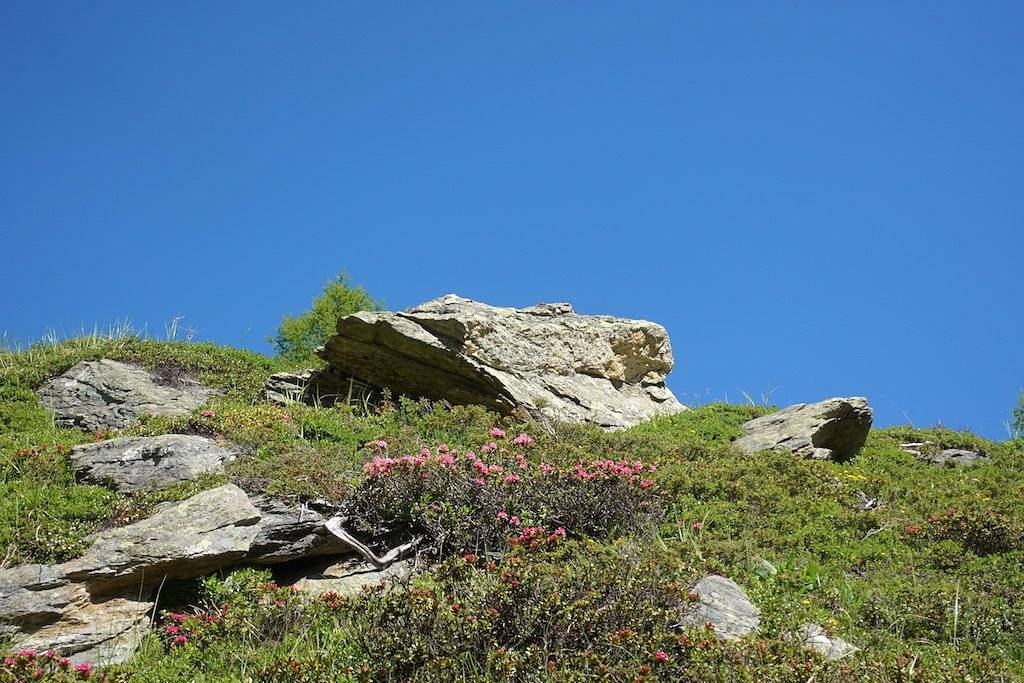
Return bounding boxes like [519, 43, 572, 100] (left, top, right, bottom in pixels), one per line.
[344, 427, 664, 556]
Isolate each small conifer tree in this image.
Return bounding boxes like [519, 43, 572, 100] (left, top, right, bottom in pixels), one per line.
[269, 272, 383, 366]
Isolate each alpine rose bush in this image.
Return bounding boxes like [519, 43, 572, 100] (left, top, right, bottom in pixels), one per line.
[345, 428, 663, 555]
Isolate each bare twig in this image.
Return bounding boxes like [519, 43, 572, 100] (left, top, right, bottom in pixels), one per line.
[324, 517, 422, 569]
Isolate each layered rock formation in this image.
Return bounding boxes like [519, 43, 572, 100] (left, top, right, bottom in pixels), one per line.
[317, 294, 686, 430]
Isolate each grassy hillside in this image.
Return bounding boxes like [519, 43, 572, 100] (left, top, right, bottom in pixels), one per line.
[1, 337, 1022, 682]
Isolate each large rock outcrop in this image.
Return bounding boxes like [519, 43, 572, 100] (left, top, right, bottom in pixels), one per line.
[733, 397, 872, 462]
[317, 295, 685, 430]
[70, 434, 237, 493]
[38, 360, 216, 432]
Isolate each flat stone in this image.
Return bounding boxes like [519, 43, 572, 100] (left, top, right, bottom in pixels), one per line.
[0, 563, 152, 666]
[70, 434, 237, 492]
[64, 484, 261, 592]
[289, 556, 413, 598]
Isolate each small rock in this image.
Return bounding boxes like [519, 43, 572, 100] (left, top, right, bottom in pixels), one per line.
[734, 397, 872, 462]
[263, 367, 375, 407]
[672, 575, 761, 640]
[922, 448, 988, 467]
[38, 359, 215, 432]
[800, 622, 858, 660]
[70, 434, 237, 492]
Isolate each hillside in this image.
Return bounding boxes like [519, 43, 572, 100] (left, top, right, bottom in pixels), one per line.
[1, 333, 1022, 682]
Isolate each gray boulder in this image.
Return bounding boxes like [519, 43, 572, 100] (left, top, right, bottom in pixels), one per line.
[70, 434, 237, 493]
[0, 564, 152, 666]
[246, 495, 351, 565]
[38, 359, 216, 432]
[64, 484, 261, 592]
[734, 397, 872, 462]
[672, 574, 761, 640]
[317, 294, 686, 430]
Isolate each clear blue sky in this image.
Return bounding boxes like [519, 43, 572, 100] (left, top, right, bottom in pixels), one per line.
[2, 4, 1021, 439]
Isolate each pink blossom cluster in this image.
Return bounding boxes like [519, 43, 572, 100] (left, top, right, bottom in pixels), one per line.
[363, 450, 459, 477]
[509, 525, 567, 549]
[1, 648, 91, 679]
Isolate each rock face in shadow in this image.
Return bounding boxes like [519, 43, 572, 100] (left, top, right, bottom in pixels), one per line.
[733, 397, 873, 462]
[38, 360, 215, 432]
[317, 294, 686, 430]
[246, 495, 351, 566]
[70, 434, 237, 493]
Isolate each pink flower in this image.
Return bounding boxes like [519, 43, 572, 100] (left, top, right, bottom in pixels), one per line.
[655, 651, 669, 662]
[510, 515, 520, 526]
[4, 658, 15, 667]
[368, 439, 388, 451]
[491, 427, 506, 438]
[692, 522, 703, 530]
[497, 511, 508, 520]
[73, 662, 93, 676]
[421, 447, 431, 456]
[513, 433, 534, 446]
[172, 635, 188, 647]
[438, 443, 449, 453]
[463, 553, 478, 563]
[200, 409, 215, 418]
[906, 524, 920, 534]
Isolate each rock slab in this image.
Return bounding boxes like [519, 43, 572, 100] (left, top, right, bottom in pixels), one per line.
[64, 484, 261, 592]
[0, 564, 152, 666]
[673, 575, 761, 640]
[70, 434, 237, 493]
[38, 359, 215, 432]
[289, 556, 413, 597]
[734, 397, 872, 462]
[317, 294, 686, 430]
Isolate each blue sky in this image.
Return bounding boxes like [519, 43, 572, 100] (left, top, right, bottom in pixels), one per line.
[2, 4, 1021, 439]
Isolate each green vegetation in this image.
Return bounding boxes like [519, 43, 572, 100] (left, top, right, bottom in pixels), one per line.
[2, 331, 1023, 681]
[268, 272, 383, 366]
